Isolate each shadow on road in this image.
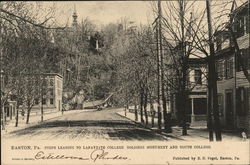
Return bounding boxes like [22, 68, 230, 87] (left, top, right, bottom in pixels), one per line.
[7, 120, 167, 141]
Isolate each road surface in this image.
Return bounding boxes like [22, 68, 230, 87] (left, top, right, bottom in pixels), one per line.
[4, 108, 167, 141]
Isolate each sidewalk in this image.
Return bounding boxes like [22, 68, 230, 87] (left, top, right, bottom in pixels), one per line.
[1, 109, 84, 135]
[118, 110, 245, 141]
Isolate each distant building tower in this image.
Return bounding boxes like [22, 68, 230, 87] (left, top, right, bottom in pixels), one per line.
[72, 5, 78, 27]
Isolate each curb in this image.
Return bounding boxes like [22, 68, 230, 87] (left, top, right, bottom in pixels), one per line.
[1, 110, 83, 135]
[116, 112, 169, 140]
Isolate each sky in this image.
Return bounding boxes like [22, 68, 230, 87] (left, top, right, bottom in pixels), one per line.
[44, 1, 154, 28]
[34, 0, 246, 30]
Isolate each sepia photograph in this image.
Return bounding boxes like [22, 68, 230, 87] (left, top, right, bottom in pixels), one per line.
[1, 0, 249, 164]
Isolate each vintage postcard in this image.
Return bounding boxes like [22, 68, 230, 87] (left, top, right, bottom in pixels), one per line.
[1, 0, 249, 164]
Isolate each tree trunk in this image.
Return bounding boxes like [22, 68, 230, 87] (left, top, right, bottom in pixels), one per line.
[151, 109, 155, 128]
[212, 68, 221, 141]
[41, 95, 44, 122]
[181, 91, 188, 136]
[157, 103, 162, 130]
[166, 85, 172, 133]
[162, 85, 172, 132]
[124, 106, 127, 116]
[15, 107, 19, 127]
[4, 108, 6, 123]
[134, 102, 138, 121]
[143, 87, 148, 126]
[180, 63, 188, 136]
[149, 94, 155, 127]
[1, 105, 5, 130]
[178, 0, 188, 136]
[26, 107, 31, 124]
[207, 71, 214, 141]
[0, 7, 4, 130]
[10, 106, 12, 120]
[140, 88, 144, 123]
[206, 0, 222, 141]
[26, 101, 32, 124]
[41, 104, 44, 122]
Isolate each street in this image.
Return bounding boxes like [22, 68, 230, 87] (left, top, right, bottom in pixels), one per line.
[3, 108, 167, 141]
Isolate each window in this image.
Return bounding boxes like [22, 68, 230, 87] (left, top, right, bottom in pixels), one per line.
[236, 87, 249, 116]
[229, 59, 234, 78]
[49, 79, 54, 87]
[34, 99, 39, 105]
[217, 94, 223, 116]
[233, 17, 240, 37]
[186, 70, 190, 87]
[57, 89, 61, 97]
[215, 36, 222, 51]
[50, 99, 54, 105]
[217, 60, 224, 80]
[194, 69, 202, 85]
[239, 17, 245, 36]
[225, 58, 234, 79]
[246, 15, 250, 34]
[193, 98, 207, 115]
[233, 15, 249, 37]
[42, 89, 47, 96]
[57, 80, 62, 89]
[243, 49, 250, 70]
[237, 49, 250, 71]
[42, 78, 47, 86]
[42, 98, 46, 105]
[49, 89, 53, 96]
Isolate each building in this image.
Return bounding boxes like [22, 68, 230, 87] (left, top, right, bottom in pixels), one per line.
[32, 73, 63, 113]
[1, 70, 17, 122]
[186, 58, 208, 127]
[214, 2, 249, 132]
[1, 72, 63, 125]
[170, 57, 208, 126]
[3, 101, 17, 121]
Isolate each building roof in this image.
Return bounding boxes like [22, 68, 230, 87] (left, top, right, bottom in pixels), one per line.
[237, 33, 249, 49]
[21, 73, 63, 78]
[214, 30, 230, 37]
[84, 100, 104, 108]
[231, 1, 249, 15]
[215, 47, 234, 59]
[188, 58, 207, 65]
[43, 73, 63, 78]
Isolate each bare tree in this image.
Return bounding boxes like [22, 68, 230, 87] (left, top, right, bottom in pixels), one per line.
[0, 2, 65, 128]
[151, 0, 204, 135]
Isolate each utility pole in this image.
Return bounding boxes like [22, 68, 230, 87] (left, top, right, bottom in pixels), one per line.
[157, 0, 162, 130]
[158, 0, 171, 133]
[179, 0, 188, 136]
[206, 0, 222, 141]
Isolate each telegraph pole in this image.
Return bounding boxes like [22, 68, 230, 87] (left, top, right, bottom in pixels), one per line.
[206, 0, 222, 141]
[156, 0, 162, 130]
[158, 0, 171, 133]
